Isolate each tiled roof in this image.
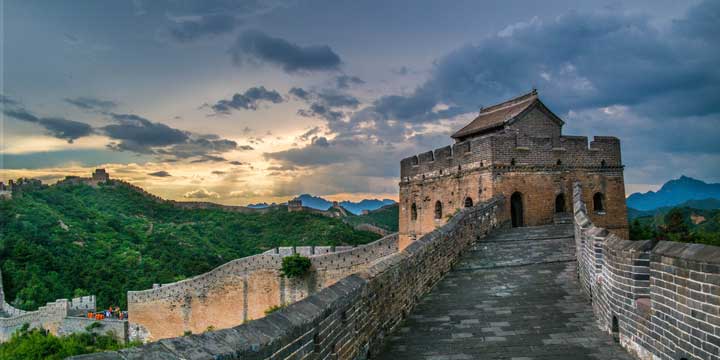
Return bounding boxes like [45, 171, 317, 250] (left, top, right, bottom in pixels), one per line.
[451, 90, 538, 139]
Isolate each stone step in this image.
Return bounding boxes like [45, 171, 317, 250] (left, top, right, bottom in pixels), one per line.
[485, 224, 573, 242]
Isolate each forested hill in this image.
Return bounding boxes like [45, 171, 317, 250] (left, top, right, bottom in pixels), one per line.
[0, 181, 380, 311]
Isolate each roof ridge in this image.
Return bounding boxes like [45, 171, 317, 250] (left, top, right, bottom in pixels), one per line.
[480, 89, 538, 114]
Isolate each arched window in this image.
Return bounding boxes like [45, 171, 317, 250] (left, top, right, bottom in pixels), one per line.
[556, 159, 562, 166]
[555, 193, 566, 213]
[434, 201, 443, 219]
[411, 203, 417, 221]
[510, 158, 516, 166]
[464, 197, 473, 208]
[601, 160, 607, 167]
[593, 192, 605, 212]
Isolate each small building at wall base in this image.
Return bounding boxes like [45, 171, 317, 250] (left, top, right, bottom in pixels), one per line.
[399, 90, 628, 250]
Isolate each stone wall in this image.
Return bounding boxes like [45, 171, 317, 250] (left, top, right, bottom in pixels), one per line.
[127, 233, 399, 342]
[58, 317, 128, 343]
[398, 125, 626, 248]
[573, 182, 720, 360]
[73, 198, 503, 359]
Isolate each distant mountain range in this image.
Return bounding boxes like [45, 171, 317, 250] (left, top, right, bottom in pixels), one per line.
[628, 198, 720, 220]
[247, 194, 397, 215]
[626, 176, 720, 211]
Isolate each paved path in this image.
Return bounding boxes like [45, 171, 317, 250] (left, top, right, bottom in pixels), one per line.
[379, 225, 633, 360]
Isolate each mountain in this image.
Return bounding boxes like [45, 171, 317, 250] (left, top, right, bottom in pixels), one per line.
[292, 194, 396, 215]
[345, 204, 399, 232]
[0, 181, 380, 311]
[628, 198, 720, 220]
[626, 176, 720, 211]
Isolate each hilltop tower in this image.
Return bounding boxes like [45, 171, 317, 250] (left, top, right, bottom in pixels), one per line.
[399, 90, 628, 249]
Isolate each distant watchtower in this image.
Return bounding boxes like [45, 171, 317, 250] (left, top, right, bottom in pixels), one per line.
[288, 199, 303, 212]
[92, 168, 110, 183]
[399, 90, 628, 249]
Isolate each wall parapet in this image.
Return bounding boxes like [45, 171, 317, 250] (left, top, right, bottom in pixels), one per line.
[74, 198, 503, 359]
[400, 133, 621, 182]
[573, 182, 720, 360]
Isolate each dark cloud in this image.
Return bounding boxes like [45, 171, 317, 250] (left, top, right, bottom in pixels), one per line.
[102, 113, 239, 162]
[298, 126, 322, 141]
[238, 145, 254, 150]
[289, 87, 311, 100]
[103, 113, 189, 149]
[211, 170, 226, 175]
[228, 160, 248, 165]
[148, 170, 172, 177]
[230, 30, 342, 73]
[208, 86, 283, 114]
[1, 95, 19, 105]
[4, 107, 93, 143]
[368, 3, 720, 125]
[168, 14, 240, 42]
[64, 97, 117, 111]
[335, 75, 364, 89]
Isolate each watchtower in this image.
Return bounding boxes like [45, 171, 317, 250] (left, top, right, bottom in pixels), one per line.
[399, 90, 628, 249]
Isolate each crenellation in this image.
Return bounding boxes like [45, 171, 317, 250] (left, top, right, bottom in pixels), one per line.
[125, 233, 399, 342]
[574, 181, 720, 360]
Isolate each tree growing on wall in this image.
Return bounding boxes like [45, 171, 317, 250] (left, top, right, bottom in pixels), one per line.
[281, 254, 312, 278]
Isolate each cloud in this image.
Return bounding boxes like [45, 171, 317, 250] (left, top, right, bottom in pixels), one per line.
[289, 87, 360, 122]
[229, 160, 248, 166]
[298, 126, 322, 141]
[366, 3, 720, 125]
[230, 30, 341, 73]
[335, 75, 364, 89]
[4, 107, 93, 143]
[207, 86, 283, 114]
[101, 113, 240, 162]
[168, 14, 240, 42]
[103, 113, 189, 151]
[1, 94, 19, 105]
[238, 145, 254, 150]
[289, 87, 311, 100]
[64, 97, 117, 111]
[184, 188, 220, 199]
[148, 170, 172, 177]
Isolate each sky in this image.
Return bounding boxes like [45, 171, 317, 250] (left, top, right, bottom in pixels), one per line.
[1, 0, 719, 204]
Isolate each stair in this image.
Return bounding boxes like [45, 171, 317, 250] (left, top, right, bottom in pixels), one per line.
[457, 224, 575, 270]
[554, 212, 573, 224]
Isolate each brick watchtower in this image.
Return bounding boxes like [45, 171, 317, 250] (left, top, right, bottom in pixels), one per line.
[398, 90, 628, 249]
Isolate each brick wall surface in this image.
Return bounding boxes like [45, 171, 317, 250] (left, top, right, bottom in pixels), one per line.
[574, 182, 720, 360]
[126, 233, 399, 342]
[72, 198, 503, 359]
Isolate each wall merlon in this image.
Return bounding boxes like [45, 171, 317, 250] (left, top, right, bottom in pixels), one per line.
[574, 181, 720, 360]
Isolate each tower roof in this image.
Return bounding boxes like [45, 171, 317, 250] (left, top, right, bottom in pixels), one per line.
[451, 90, 559, 140]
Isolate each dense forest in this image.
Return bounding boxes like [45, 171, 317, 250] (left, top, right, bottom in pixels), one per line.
[0, 181, 379, 311]
[628, 206, 720, 246]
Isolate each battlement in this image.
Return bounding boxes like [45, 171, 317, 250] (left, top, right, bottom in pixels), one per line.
[125, 233, 399, 341]
[401, 133, 621, 181]
[573, 182, 720, 360]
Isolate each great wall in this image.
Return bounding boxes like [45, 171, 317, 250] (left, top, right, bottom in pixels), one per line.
[1, 90, 718, 359]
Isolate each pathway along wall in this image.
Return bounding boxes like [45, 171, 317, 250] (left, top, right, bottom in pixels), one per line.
[73, 197, 503, 359]
[127, 234, 399, 342]
[573, 182, 720, 360]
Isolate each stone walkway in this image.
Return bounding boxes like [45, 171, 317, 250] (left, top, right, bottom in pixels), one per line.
[379, 225, 633, 360]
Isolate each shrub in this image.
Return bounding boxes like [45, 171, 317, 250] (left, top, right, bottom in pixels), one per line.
[264, 303, 286, 315]
[280, 254, 312, 278]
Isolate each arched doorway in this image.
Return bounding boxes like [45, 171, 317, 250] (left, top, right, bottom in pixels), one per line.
[555, 193, 565, 213]
[611, 316, 619, 343]
[434, 201, 443, 219]
[464, 197, 473, 208]
[511, 192, 524, 227]
[411, 203, 417, 221]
